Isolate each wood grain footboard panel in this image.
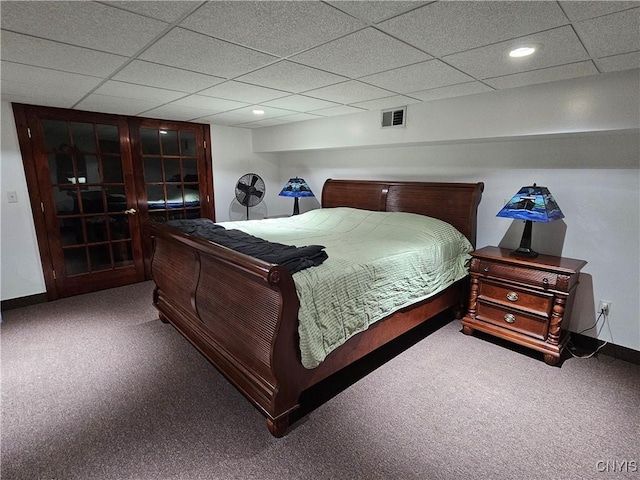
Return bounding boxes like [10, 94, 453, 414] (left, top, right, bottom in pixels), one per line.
[152, 235, 200, 320]
[148, 223, 305, 424]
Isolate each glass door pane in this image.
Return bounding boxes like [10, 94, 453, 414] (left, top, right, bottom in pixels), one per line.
[140, 127, 201, 222]
[44, 120, 137, 277]
[16, 104, 148, 299]
[15, 105, 208, 299]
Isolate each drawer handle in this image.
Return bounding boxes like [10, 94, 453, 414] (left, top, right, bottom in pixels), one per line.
[542, 278, 549, 286]
[483, 267, 490, 273]
[506, 291, 519, 302]
[504, 313, 516, 324]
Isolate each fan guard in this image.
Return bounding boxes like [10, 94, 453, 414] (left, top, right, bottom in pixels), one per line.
[235, 173, 266, 220]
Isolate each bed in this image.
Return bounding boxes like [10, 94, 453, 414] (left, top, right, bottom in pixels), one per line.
[146, 179, 484, 436]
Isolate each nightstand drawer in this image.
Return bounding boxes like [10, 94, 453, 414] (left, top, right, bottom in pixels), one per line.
[463, 246, 587, 365]
[476, 302, 548, 340]
[476, 259, 558, 290]
[478, 280, 553, 317]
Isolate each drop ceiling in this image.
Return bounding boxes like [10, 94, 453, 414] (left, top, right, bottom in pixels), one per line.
[1, 1, 638, 129]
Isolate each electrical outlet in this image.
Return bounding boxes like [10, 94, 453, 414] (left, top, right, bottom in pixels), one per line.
[598, 300, 612, 316]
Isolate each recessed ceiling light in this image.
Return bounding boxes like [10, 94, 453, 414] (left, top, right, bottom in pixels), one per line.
[509, 46, 536, 58]
[252, 109, 265, 115]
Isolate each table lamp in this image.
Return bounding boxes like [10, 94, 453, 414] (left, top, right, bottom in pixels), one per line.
[496, 183, 564, 257]
[278, 177, 314, 215]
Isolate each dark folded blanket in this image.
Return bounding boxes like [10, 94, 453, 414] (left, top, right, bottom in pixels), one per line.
[165, 219, 328, 274]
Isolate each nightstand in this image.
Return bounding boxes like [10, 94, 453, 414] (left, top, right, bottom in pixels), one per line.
[462, 246, 587, 365]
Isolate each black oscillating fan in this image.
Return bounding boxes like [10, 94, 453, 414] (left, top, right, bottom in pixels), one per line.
[235, 173, 266, 220]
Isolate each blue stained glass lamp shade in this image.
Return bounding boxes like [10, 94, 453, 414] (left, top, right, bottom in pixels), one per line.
[278, 177, 314, 215]
[496, 184, 564, 257]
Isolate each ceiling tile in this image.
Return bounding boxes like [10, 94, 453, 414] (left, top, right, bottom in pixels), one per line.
[595, 52, 640, 72]
[112, 60, 226, 93]
[304, 80, 392, 104]
[196, 112, 256, 125]
[1, 62, 103, 107]
[230, 106, 298, 119]
[0, 1, 169, 56]
[277, 113, 324, 123]
[0, 31, 127, 77]
[445, 26, 589, 79]
[94, 81, 186, 103]
[198, 81, 289, 104]
[142, 104, 220, 121]
[485, 61, 599, 90]
[0, 61, 102, 94]
[559, 1, 639, 22]
[170, 94, 249, 112]
[0, 90, 78, 109]
[310, 105, 367, 117]
[327, 1, 429, 24]
[140, 27, 278, 78]
[573, 8, 640, 58]
[235, 61, 347, 93]
[76, 94, 162, 116]
[350, 95, 422, 110]
[102, 1, 201, 23]
[289, 28, 431, 78]
[407, 82, 495, 102]
[261, 95, 341, 112]
[179, 1, 365, 57]
[360, 60, 474, 94]
[378, 1, 569, 57]
[238, 118, 291, 128]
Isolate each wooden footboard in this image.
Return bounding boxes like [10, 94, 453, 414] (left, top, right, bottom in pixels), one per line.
[147, 179, 484, 436]
[148, 223, 307, 434]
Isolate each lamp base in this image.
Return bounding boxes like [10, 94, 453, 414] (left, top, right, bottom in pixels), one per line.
[510, 247, 538, 258]
[511, 220, 538, 257]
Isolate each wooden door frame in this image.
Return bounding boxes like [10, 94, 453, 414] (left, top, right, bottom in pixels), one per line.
[12, 103, 215, 300]
[128, 117, 215, 277]
[12, 103, 58, 300]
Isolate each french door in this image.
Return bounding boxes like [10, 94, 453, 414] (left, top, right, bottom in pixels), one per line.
[13, 104, 214, 300]
[129, 117, 214, 275]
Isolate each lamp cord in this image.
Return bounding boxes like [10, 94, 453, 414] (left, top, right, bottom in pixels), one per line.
[567, 310, 609, 359]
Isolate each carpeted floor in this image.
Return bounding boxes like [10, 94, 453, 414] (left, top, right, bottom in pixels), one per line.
[2, 281, 638, 480]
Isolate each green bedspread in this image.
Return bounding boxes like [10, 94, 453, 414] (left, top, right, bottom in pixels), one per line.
[222, 207, 473, 369]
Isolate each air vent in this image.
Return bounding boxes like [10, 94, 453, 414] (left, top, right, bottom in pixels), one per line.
[381, 107, 406, 128]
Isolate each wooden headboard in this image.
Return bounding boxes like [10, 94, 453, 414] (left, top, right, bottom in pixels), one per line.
[321, 179, 484, 247]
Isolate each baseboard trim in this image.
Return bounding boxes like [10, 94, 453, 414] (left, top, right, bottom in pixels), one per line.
[569, 332, 640, 365]
[1, 293, 47, 312]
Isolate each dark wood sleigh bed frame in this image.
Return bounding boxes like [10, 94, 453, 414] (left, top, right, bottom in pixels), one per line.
[147, 179, 484, 437]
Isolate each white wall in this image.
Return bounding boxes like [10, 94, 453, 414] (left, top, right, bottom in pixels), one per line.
[209, 124, 279, 221]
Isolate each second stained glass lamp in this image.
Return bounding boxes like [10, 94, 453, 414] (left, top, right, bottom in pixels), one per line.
[278, 177, 314, 215]
[496, 183, 564, 257]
